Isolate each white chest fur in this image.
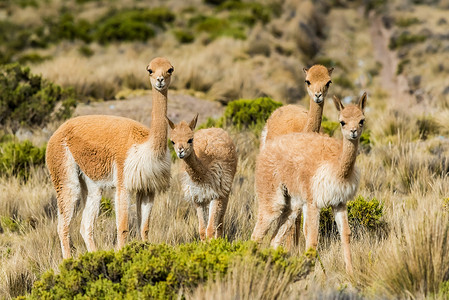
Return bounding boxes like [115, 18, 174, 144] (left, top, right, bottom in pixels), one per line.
[311, 164, 360, 209]
[124, 141, 171, 193]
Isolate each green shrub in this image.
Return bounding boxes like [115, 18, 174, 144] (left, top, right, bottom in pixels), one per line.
[333, 76, 354, 89]
[95, 8, 175, 44]
[173, 29, 195, 43]
[321, 116, 339, 136]
[222, 97, 282, 130]
[389, 32, 427, 50]
[0, 140, 46, 179]
[0, 63, 76, 129]
[395, 17, 420, 27]
[100, 197, 114, 217]
[319, 196, 386, 237]
[47, 13, 93, 43]
[396, 58, 410, 75]
[17, 53, 51, 64]
[194, 16, 246, 40]
[26, 239, 316, 299]
[78, 45, 94, 57]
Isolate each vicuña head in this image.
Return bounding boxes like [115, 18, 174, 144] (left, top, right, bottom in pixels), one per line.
[146, 57, 174, 92]
[167, 115, 197, 159]
[252, 92, 367, 275]
[334, 94, 366, 141]
[304, 64, 333, 104]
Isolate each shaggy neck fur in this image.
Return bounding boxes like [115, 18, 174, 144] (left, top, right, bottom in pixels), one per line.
[304, 100, 324, 132]
[337, 138, 359, 179]
[149, 88, 168, 155]
[183, 151, 210, 183]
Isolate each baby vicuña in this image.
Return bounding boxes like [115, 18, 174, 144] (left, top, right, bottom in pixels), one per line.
[168, 115, 237, 240]
[252, 92, 367, 274]
[46, 57, 174, 258]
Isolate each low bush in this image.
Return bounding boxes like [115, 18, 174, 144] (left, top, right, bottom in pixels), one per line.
[194, 16, 246, 40]
[395, 16, 420, 27]
[389, 32, 427, 50]
[95, 8, 175, 44]
[0, 63, 76, 130]
[200, 97, 282, 132]
[0, 140, 46, 179]
[319, 196, 386, 237]
[173, 29, 195, 43]
[321, 116, 339, 136]
[25, 239, 316, 299]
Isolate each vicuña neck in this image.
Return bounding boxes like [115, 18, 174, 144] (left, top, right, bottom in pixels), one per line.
[149, 88, 168, 154]
[304, 100, 324, 132]
[337, 138, 359, 179]
[184, 151, 209, 183]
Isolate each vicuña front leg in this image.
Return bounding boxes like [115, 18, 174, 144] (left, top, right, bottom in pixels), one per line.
[136, 191, 155, 241]
[207, 197, 229, 239]
[115, 185, 130, 249]
[305, 202, 320, 250]
[334, 204, 353, 274]
[196, 204, 208, 241]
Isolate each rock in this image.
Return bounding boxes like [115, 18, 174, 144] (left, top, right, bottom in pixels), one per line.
[426, 44, 439, 54]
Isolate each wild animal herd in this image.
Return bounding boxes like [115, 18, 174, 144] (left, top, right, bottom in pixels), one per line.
[46, 57, 367, 275]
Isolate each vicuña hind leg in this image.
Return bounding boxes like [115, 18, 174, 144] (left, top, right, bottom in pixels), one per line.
[271, 198, 302, 248]
[207, 197, 228, 239]
[334, 204, 353, 274]
[56, 170, 81, 259]
[79, 177, 102, 252]
[136, 191, 154, 241]
[251, 187, 285, 242]
[115, 184, 130, 249]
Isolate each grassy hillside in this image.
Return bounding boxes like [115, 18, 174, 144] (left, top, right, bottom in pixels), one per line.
[0, 0, 448, 298]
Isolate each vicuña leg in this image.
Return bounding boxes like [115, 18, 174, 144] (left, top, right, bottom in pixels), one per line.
[305, 202, 320, 250]
[56, 163, 81, 259]
[251, 187, 284, 242]
[196, 204, 208, 241]
[271, 198, 302, 248]
[207, 197, 229, 239]
[79, 177, 102, 252]
[136, 191, 154, 241]
[334, 204, 353, 274]
[115, 185, 130, 249]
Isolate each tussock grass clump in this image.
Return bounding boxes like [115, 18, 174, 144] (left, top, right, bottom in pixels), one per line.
[0, 64, 76, 130]
[25, 239, 316, 299]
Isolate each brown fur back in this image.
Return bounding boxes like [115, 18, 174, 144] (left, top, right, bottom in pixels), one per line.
[47, 115, 151, 183]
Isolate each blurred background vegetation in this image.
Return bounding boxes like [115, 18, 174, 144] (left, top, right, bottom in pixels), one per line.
[0, 0, 448, 298]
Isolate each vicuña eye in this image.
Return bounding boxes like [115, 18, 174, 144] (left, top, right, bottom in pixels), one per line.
[305, 80, 311, 86]
[326, 80, 332, 87]
[171, 140, 175, 145]
[168, 67, 174, 74]
[340, 121, 346, 126]
[148, 69, 153, 75]
[187, 138, 193, 143]
[359, 119, 365, 126]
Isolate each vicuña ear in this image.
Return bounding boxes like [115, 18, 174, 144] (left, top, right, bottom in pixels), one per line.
[189, 113, 199, 130]
[358, 92, 367, 112]
[166, 116, 175, 130]
[333, 95, 344, 112]
[303, 67, 309, 74]
[328, 67, 334, 75]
